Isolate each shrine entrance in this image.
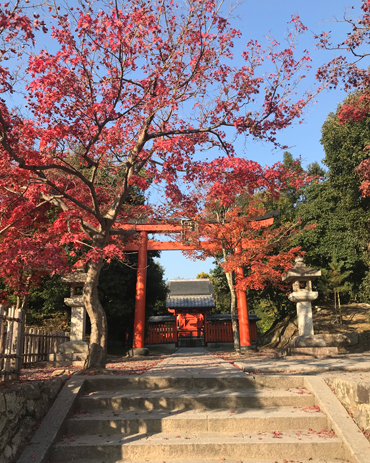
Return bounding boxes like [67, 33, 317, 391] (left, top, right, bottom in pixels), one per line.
[120, 216, 274, 352]
[166, 278, 215, 348]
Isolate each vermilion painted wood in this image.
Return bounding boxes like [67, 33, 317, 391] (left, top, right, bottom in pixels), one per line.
[133, 232, 148, 349]
[123, 241, 197, 251]
[145, 319, 258, 344]
[144, 323, 177, 344]
[235, 244, 251, 348]
[116, 218, 274, 235]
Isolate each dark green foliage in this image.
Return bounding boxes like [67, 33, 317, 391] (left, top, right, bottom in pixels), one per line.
[247, 285, 295, 333]
[98, 253, 168, 347]
[23, 253, 168, 344]
[293, 103, 370, 300]
[318, 255, 352, 323]
[197, 263, 231, 314]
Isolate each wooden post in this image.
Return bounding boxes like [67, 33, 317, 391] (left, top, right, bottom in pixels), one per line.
[235, 245, 251, 349]
[4, 307, 14, 376]
[13, 308, 24, 377]
[133, 232, 148, 349]
[0, 306, 5, 374]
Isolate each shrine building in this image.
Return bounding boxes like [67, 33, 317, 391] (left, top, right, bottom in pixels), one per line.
[145, 279, 260, 348]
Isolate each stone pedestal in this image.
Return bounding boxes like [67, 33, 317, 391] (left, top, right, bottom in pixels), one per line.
[288, 291, 318, 337]
[128, 347, 150, 357]
[64, 296, 86, 342]
[288, 335, 338, 357]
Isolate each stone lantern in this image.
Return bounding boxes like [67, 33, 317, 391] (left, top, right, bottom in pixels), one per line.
[282, 257, 339, 357]
[55, 268, 89, 366]
[282, 257, 321, 337]
[62, 269, 87, 342]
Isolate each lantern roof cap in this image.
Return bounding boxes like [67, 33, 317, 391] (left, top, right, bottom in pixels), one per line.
[282, 257, 321, 283]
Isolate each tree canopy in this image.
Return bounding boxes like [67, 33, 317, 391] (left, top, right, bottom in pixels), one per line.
[0, 0, 319, 367]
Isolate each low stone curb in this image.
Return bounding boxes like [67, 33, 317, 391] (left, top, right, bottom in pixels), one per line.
[304, 376, 370, 463]
[16, 377, 86, 463]
[324, 377, 370, 434]
[233, 361, 370, 374]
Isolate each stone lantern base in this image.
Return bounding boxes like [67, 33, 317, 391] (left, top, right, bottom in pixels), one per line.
[288, 335, 338, 358]
[55, 340, 89, 367]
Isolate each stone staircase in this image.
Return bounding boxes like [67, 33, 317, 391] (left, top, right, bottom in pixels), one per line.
[49, 375, 352, 463]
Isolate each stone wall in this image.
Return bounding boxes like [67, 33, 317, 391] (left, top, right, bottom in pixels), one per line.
[325, 377, 370, 436]
[0, 378, 65, 463]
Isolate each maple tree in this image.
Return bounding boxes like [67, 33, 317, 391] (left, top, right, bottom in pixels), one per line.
[0, 0, 318, 368]
[175, 157, 306, 350]
[316, 1, 370, 197]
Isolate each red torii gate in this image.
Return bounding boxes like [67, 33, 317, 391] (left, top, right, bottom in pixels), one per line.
[119, 217, 274, 352]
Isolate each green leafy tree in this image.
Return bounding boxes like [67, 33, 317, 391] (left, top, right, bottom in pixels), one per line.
[294, 101, 370, 299]
[98, 253, 168, 348]
[319, 256, 352, 324]
[197, 264, 231, 314]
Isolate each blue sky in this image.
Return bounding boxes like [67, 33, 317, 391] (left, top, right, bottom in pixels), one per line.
[155, 0, 362, 281]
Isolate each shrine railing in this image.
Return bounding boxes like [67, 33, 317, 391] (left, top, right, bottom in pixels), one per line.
[145, 323, 177, 344]
[205, 321, 234, 342]
[145, 317, 259, 345]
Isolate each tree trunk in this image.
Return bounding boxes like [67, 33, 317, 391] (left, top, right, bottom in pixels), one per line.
[337, 291, 343, 325]
[83, 258, 107, 369]
[225, 271, 240, 351]
[333, 290, 338, 323]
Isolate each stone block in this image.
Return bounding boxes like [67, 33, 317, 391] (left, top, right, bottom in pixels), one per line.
[4, 391, 24, 420]
[9, 417, 35, 463]
[0, 415, 6, 436]
[22, 383, 41, 400]
[320, 333, 359, 347]
[290, 335, 327, 347]
[356, 404, 370, 433]
[0, 393, 5, 414]
[128, 347, 150, 357]
[58, 340, 89, 354]
[357, 382, 370, 404]
[289, 346, 338, 357]
[51, 369, 66, 376]
[41, 378, 63, 399]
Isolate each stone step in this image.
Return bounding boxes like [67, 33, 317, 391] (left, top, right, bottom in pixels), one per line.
[53, 460, 350, 463]
[51, 431, 344, 461]
[80, 375, 305, 391]
[67, 406, 329, 435]
[77, 387, 315, 411]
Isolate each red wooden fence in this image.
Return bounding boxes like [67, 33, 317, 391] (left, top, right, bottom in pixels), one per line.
[205, 321, 234, 342]
[145, 319, 258, 344]
[145, 323, 177, 344]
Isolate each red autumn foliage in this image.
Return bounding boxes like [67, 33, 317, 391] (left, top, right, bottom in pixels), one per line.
[0, 0, 317, 367]
[174, 157, 308, 291]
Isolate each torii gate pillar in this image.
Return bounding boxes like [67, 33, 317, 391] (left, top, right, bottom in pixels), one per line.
[132, 231, 149, 355]
[235, 245, 252, 350]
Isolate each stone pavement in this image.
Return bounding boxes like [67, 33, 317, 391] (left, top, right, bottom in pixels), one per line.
[142, 347, 248, 377]
[147, 347, 370, 382]
[229, 350, 370, 378]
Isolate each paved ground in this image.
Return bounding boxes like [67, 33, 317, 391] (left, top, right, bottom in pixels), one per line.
[142, 348, 247, 377]
[209, 349, 370, 384]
